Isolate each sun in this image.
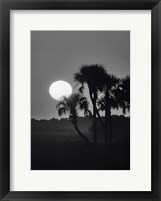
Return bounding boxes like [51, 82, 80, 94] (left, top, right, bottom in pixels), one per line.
[49, 80, 72, 101]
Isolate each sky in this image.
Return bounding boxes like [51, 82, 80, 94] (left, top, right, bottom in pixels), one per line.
[31, 31, 130, 119]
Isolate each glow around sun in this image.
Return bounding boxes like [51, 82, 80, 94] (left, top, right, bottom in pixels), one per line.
[49, 80, 72, 101]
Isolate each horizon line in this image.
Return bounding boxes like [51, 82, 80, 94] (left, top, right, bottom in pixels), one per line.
[31, 114, 130, 121]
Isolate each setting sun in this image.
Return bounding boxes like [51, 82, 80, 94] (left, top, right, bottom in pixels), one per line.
[49, 80, 72, 101]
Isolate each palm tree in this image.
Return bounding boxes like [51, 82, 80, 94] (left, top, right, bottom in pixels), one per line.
[111, 76, 130, 115]
[118, 76, 130, 114]
[97, 74, 120, 144]
[74, 65, 106, 143]
[56, 93, 90, 143]
[98, 75, 130, 144]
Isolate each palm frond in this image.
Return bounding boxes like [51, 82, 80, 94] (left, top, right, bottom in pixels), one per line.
[56, 101, 67, 110]
[74, 64, 107, 93]
[84, 109, 93, 119]
[74, 72, 84, 84]
[58, 107, 66, 116]
[78, 85, 85, 93]
[97, 97, 105, 111]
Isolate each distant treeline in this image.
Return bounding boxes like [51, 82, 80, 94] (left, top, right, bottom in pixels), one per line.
[32, 116, 129, 137]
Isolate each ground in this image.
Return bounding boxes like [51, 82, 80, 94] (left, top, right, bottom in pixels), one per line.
[31, 130, 130, 170]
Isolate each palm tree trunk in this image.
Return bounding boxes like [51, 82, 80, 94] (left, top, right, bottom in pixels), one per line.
[89, 91, 97, 144]
[105, 108, 109, 144]
[104, 92, 110, 144]
[73, 124, 90, 143]
[109, 111, 112, 144]
[104, 107, 113, 144]
[95, 108, 105, 130]
[93, 101, 97, 144]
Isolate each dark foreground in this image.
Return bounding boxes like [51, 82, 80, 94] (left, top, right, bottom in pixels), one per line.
[31, 132, 130, 170]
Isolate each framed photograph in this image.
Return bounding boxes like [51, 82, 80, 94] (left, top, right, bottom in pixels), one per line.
[0, 0, 160, 200]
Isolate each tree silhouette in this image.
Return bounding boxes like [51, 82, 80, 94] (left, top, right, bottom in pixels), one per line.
[97, 74, 120, 144]
[74, 65, 106, 143]
[56, 93, 90, 143]
[117, 76, 130, 114]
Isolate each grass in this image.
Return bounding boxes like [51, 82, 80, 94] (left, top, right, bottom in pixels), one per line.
[31, 130, 130, 170]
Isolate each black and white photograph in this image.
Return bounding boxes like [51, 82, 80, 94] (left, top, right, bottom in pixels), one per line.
[31, 31, 130, 170]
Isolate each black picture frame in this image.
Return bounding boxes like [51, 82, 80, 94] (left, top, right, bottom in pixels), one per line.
[0, 0, 160, 200]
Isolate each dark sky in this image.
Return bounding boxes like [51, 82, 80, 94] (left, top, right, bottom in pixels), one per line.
[31, 31, 130, 119]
